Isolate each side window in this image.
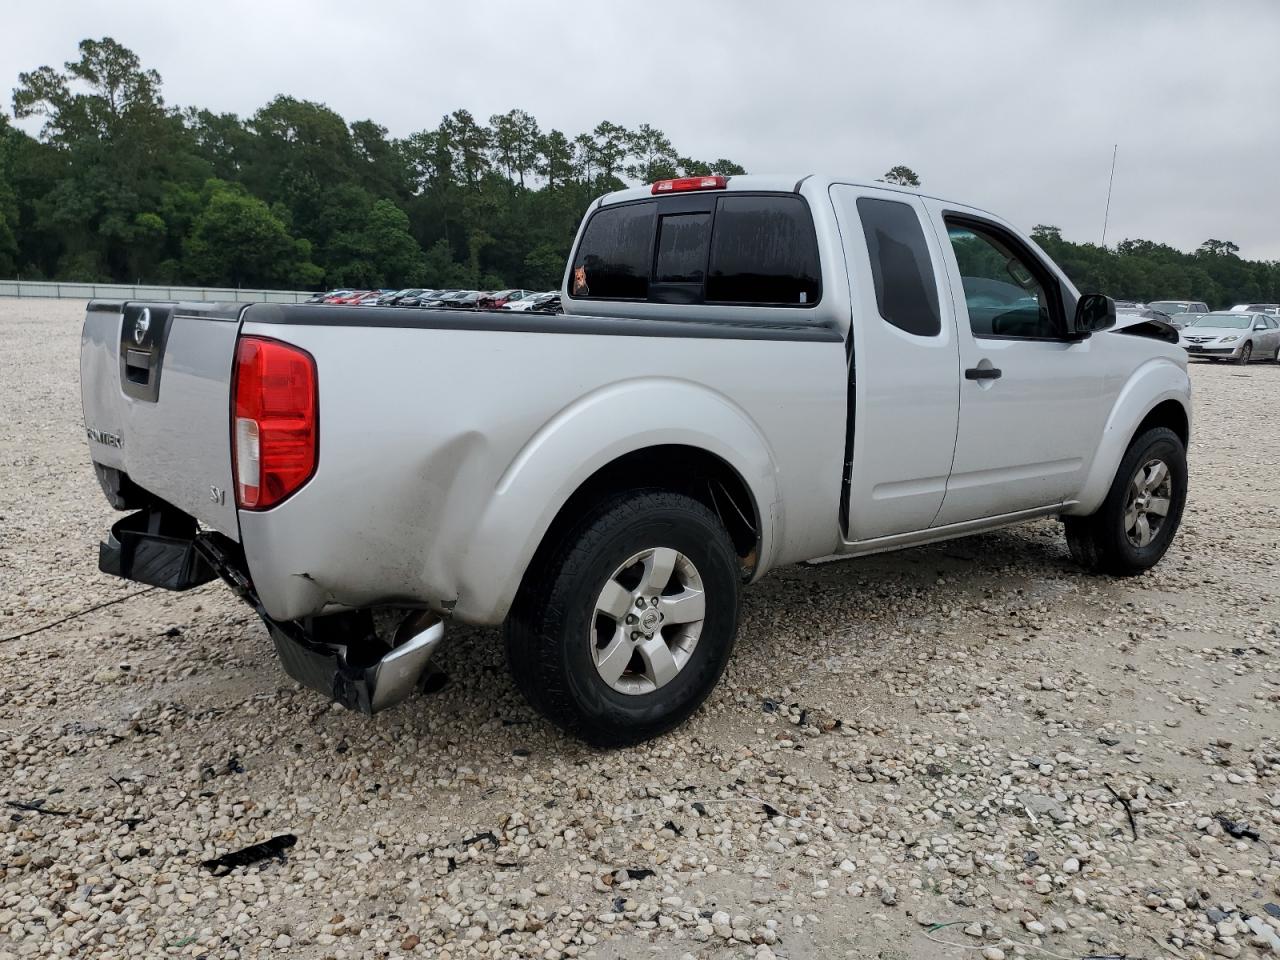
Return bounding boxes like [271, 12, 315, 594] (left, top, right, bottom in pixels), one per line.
[570, 202, 656, 300]
[946, 221, 1060, 339]
[706, 195, 820, 305]
[856, 197, 941, 336]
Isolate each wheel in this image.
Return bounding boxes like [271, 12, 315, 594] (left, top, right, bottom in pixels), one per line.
[505, 489, 741, 747]
[1064, 426, 1187, 576]
[1235, 341, 1253, 365]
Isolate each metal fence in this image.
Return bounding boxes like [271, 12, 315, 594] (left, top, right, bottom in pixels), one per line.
[0, 280, 316, 303]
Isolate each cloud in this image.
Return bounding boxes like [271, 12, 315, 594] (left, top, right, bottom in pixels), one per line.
[4, 0, 1276, 259]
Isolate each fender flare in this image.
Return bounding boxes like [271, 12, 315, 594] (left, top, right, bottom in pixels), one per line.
[1068, 358, 1191, 516]
[450, 377, 781, 623]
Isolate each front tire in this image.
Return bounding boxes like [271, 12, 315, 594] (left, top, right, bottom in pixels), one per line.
[505, 490, 741, 747]
[1064, 426, 1187, 576]
[1235, 342, 1253, 365]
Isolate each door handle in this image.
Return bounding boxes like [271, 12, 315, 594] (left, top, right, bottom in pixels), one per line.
[964, 366, 1002, 381]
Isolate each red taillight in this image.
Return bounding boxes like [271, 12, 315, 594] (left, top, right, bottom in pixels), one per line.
[651, 175, 729, 195]
[232, 336, 318, 510]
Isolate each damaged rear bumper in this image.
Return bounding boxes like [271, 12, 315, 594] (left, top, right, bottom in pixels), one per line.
[98, 506, 444, 714]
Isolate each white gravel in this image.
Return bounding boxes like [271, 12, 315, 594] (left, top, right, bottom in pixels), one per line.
[1, 297, 1279, 959]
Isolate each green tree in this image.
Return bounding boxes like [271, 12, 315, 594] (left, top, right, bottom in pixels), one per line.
[880, 165, 921, 187]
[626, 124, 678, 183]
[184, 180, 320, 288]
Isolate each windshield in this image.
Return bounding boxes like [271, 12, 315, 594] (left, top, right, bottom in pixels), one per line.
[1188, 314, 1251, 329]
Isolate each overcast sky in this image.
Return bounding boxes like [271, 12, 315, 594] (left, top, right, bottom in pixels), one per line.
[4, 0, 1278, 260]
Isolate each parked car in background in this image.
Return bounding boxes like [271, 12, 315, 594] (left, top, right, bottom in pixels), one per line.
[414, 290, 464, 307]
[326, 290, 369, 305]
[502, 292, 561, 312]
[1180, 311, 1280, 363]
[478, 289, 536, 309]
[306, 290, 341, 304]
[81, 173, 1190, 746]
[442, 291, 483, 309]
[1229, 303, 1280, 315]
[1149, 300, 1209, 320]
[377, 288, 426, 306]
[1113, 300, 1145, 310]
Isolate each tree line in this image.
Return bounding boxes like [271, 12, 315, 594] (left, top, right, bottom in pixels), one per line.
[1, 38, 1277, 305]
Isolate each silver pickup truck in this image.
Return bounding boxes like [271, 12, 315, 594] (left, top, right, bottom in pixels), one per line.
[81, 174, 1191, 745]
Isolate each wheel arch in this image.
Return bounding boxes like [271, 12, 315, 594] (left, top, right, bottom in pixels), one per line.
[450, 378, 780, 623]
[1068, 359, 1191, 516]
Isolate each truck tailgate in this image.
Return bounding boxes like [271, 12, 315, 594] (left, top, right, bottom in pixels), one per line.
[80, 300, 244, 539]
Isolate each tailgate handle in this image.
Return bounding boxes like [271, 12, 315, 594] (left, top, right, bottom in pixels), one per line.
[125, 348, 152, 384]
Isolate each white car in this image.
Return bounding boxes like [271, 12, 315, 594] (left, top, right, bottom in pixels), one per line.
[502, 292, 560, 312]
[1181, 311, 1280, 363]
[1229, 303, 1280, 315]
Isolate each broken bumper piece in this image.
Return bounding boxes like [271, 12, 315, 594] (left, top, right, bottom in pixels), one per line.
[98, 506, 444, 716]
[266, 614, 444, 714]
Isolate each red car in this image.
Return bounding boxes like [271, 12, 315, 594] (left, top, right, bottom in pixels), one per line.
[326, 290, 371, 305]
[477, 289, 535, 310]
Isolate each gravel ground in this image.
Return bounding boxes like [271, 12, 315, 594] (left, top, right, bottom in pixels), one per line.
[1, 297, 1279, 960]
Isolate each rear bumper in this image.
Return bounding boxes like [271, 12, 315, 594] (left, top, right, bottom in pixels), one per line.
[98, 506, 443, 714]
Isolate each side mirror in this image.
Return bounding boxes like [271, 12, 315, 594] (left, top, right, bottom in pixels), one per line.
[1073, 293, 1116, 338]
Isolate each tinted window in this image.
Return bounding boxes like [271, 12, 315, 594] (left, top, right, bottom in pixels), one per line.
[571, 202, 655, 299]
[947, 221, 1059, 339]
[706, 195, 820, 305]
[655, 213, 710, 283]
[857, 198, 941, 336]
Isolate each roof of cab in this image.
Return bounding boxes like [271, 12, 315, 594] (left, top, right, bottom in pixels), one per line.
[593, 173, 981, 215]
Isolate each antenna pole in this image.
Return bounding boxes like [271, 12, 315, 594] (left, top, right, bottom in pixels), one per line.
[1101, 144, 1118, 247]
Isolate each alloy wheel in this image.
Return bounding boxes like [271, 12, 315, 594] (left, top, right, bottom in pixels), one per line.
[1123, 458, 1173, 548]
[590, 547, 706, 695]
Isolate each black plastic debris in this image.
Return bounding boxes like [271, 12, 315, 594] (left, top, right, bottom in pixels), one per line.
[512, 748, 531, 758]
[761, 698, 779, 713]
[201, 756, 246, 781]
[612, 896, 627, 913]
[761, 803, 781, 819]
[202, 834, 297, 875]
[1104, 783, 1139, 840]
[626, 868, 656, 880]
[1215, 815, 1261, 841]
[460, 831, 498, 848]
[662, 820, 683, 836]
[5, 800, 71, 817]
[691, 802, 707, 816]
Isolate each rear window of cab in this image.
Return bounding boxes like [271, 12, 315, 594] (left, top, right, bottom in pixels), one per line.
[570, 193, 821, 307]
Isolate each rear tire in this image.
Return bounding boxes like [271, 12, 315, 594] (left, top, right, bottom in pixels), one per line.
[505, 490, 740, 747]
[1064, 426, 1187, 576]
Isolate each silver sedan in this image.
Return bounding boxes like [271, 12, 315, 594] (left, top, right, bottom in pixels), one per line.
[1179, 312, 1280, 364]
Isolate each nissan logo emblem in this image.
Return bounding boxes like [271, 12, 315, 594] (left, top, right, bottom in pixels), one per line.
[133, 307, 151, 346]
